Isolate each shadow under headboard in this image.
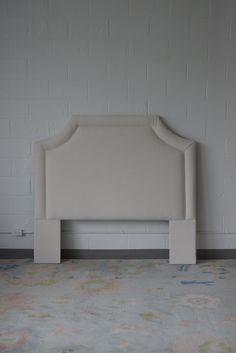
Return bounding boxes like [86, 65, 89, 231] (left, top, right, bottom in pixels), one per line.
[34, 115, 196, 264]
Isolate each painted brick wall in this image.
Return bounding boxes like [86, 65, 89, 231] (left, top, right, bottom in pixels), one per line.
[0, 0, 236, 250]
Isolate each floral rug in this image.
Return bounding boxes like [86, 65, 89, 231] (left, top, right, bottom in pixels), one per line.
[0, 259, 236, 353]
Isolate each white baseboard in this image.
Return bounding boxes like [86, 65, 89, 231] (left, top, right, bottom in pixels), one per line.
[0, 231, 236, 249]
[61, 232, 169, 249]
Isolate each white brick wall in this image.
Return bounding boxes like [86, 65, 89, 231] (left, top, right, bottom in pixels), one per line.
[0, 0, 236, 249]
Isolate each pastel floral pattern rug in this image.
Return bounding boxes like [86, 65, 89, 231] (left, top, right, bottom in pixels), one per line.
[0, 259, 236, 353]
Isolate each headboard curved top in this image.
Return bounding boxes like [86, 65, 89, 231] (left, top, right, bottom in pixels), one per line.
[34, 115, 196, 222]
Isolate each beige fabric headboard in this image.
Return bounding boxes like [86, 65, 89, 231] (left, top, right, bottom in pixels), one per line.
[34, 115, 197, 264]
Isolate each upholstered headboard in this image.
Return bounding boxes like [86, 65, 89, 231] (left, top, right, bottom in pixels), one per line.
[34, 116, 196, 264]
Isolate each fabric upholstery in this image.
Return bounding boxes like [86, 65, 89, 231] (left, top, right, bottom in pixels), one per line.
[34, 116, 196, 221]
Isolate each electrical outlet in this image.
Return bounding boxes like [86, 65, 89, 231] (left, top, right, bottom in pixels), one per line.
[12, 229, 25, 237]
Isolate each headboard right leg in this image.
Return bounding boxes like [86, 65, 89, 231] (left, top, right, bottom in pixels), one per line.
[34, 219, 61, 263]
[169, 219, 196, 265]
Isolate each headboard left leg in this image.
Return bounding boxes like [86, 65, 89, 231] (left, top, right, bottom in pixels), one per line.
[34, 219, 61, 263]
